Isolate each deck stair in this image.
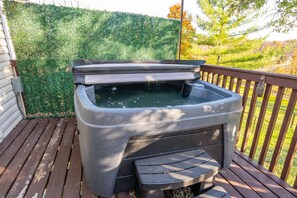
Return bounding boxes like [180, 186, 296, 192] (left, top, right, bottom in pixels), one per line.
[135, 148, 229, 198]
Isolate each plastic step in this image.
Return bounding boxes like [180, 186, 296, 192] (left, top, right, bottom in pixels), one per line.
[135, 148, 220, 190]
[196, 185, 230, 198]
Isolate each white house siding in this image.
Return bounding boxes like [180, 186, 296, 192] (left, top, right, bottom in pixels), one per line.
[0, 7, 23, 143]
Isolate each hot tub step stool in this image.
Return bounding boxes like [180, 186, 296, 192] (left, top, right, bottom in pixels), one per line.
[134, 149, 222, 198]
[196, 185, 230, 198]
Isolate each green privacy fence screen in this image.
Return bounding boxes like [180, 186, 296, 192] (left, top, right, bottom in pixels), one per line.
[5, 1, 180, 117]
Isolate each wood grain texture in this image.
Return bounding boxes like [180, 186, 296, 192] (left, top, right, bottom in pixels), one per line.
[258, 87, 285, 165]
[228, 77, 235, 91]
[236, 150, 297, 197]
[234, 151, 292, 197]
[201, 64, 297, 89]
[0, 118, 296, 197]
[0, 119, 28, 156]
[229, 162, 277, 198]
[25, 118, 67, 198]
[44, 118, 76, 198]
[63, 135, 82, 198]
[215, 174, 243, 198]
[269, 89, 297, 172]
[241, 82, 258, 152]
[6, 119, 58, 198]
[220, 168, 261, 198]
[0, 119, 38, 176]
[0, 119, 48, 197]
[280, 123, 297, 181]
[237, 80, 251, 145]
[249, 84, 272, 158]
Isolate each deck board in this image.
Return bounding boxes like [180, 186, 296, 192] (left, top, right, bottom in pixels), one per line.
[215, 174, 243, 198]
[63, 135, 82, 198]
[220, 168, 261, 198]
[0, 119, 48, 197]
[6, 119, 57, 198]
[0, 118, 296, 198]
[0, 119, 28, 156]
[25, 118, 67, 198]
[232, 151, 293, 197]
[0, 119, 38, 176]
[44, 118, 76, 198]
[235, 150, 297, 197]
[229, 161, 277, 198]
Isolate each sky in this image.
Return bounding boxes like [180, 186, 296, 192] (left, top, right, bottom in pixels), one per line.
[31, 0, 297, 41]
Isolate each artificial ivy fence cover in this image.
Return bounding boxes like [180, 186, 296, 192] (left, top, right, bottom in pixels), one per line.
[5, 1, 180, 117]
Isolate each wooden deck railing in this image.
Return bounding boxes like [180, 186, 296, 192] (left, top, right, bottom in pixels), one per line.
[200, 64, 297, 188]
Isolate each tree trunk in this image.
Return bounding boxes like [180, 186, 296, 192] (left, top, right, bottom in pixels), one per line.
[217, 55, 221, 64]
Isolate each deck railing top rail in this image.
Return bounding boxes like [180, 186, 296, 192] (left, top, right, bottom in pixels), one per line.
[201, 64, 297, 89]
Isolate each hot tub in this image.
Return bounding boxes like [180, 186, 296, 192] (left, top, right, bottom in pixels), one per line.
[72, 60, 242, 197]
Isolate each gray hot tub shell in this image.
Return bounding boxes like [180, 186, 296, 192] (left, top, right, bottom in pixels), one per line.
[74, 79, 242, 197]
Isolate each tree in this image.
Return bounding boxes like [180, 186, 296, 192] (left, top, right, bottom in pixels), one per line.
[270, 0, 297, 33]
[196, 0, 266, 64]
[290, 48, 297, 75]
[244, 0, 297, 33]
[167, 3, 196, 59]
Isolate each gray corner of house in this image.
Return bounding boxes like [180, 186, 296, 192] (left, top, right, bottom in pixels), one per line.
[0, 5, 24, 143]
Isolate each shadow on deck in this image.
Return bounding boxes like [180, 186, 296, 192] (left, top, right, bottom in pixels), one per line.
[0, 118, 296, 198]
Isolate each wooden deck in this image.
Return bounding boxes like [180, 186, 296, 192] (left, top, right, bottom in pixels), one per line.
[0, 118, 296, 198]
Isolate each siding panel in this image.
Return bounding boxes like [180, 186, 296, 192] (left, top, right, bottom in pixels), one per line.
[0, 39, 7, 46]
[0, 6, 23, 142]
[2, 110, 22, 132]
[0, 30, 5, 39]
[0, 75, 13, 89]
[0, 91, 15, 107]
[0, 61, 10, 70]
[0, 103, 18, 124]
[0, 45, 8, 54]
[3, 115, 22, 136]
[0, 67, 13, 79]
[0, 97, 17, 115]
[0, 53, 10, 62]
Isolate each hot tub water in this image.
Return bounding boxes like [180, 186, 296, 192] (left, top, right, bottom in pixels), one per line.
[95, 83, 211, 108]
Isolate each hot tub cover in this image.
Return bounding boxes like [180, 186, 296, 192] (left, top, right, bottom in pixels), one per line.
[71, 60, 205, 84]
